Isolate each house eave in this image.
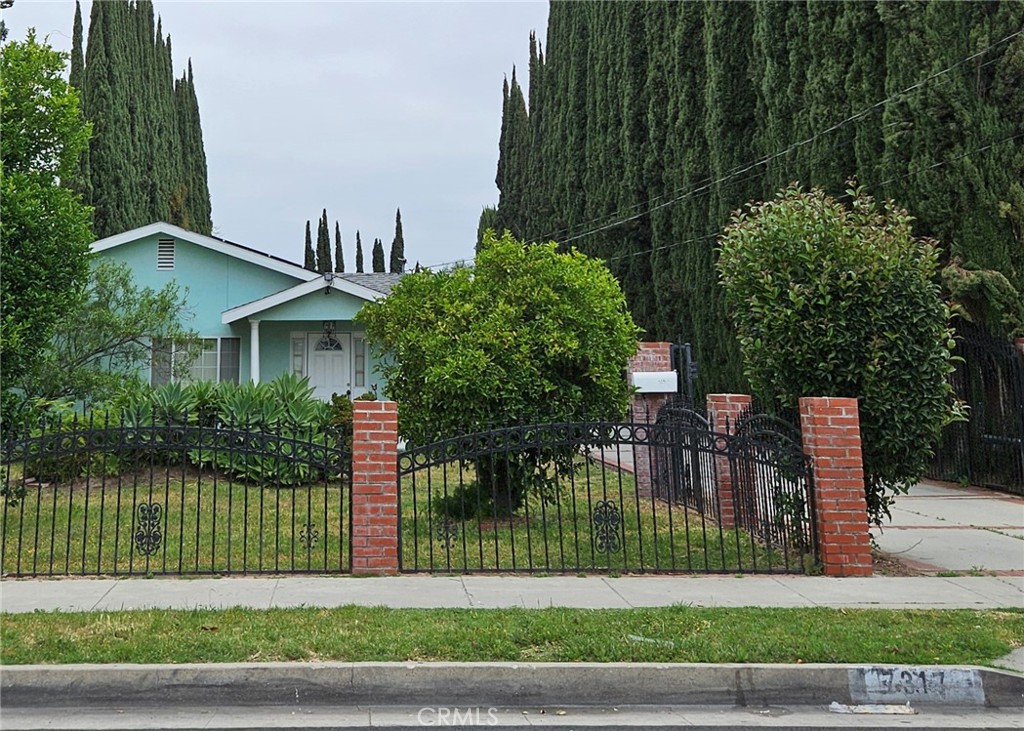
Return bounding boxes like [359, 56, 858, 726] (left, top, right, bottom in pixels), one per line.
[222, 276, 383, 324]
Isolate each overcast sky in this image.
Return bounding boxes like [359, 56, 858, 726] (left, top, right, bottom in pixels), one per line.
[3, 0, 549, 269]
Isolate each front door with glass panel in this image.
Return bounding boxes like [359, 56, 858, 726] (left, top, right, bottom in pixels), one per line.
[307, 332, 352, 400]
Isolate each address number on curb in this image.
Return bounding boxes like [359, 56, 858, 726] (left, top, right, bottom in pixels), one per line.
[850, 667, 985, 705]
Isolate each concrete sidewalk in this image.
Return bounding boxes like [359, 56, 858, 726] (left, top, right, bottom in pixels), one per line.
[872, 482, 1024, 575]
[2, 573, 1022, 614]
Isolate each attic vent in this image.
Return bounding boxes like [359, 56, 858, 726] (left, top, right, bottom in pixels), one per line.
[157, 238, 175, 270]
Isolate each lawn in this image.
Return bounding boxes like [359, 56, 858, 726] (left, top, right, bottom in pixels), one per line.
[1, 605, 1020, 666]
[1, 464, 349, 577]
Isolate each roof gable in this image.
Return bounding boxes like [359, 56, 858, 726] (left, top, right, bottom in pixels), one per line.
[222, 273, 385, 323]
[91, 222, 315, 281]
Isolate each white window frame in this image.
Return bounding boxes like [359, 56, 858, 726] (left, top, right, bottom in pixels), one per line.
[151, 336, 240, 385]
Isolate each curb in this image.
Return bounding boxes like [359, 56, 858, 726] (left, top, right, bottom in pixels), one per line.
[3, 662, 1022, 709]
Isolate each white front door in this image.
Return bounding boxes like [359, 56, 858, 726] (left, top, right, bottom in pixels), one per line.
[307, 332, 352, 400]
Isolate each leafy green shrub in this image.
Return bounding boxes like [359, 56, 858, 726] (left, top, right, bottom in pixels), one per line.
[717, 185, 962, 524]
[4, 375, 346, 488]
[16, 399, 122, 483]
[358, 231, 639, 512]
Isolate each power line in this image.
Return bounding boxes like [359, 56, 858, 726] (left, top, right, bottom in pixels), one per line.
[599, 130, 1024, 265]
[422, 27, 1021, 271]
[537, 29, 1020, 248]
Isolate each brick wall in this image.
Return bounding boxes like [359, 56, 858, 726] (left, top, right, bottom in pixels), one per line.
[705, 394, 752, 530]
[351, 400, 400, 575]
[798, 397, 872, 577]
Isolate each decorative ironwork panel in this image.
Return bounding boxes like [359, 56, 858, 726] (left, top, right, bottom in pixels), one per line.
[299, 523, 319, 550]
[592, 500, 621, 554]
[435, 518, 459, 549]
[134, 503, 163, 557]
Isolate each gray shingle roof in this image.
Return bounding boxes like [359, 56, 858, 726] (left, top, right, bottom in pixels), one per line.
[336, 273, 404, 295]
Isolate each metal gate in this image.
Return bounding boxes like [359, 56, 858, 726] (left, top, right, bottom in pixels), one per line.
[398, 415, 818, 574]
[927, 321, 1024, 494]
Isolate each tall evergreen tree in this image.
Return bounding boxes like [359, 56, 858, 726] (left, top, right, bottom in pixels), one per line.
[389, 208, 405, 273]
[476, 206, 500, 252]
[315, 208, 332, 273]
[334, 221, 345, 273]
[492, 0, 1022, 393]
[303, 220, 315, 271]
[372, 238, 386, 273]
[66, 1, 92, 203]
[75, 0, 212, 237]
[355, 230, 364, 273]
[174, 61, 212, 234]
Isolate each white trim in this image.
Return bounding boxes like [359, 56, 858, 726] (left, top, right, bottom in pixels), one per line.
[249, 320, 261, 384]
[222, 276, 383, 324]
[92, 222, 314, 281]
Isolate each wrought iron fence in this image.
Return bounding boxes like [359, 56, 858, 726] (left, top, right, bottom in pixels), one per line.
[397, 417, 818, 574]
[927, 321, 1024, 494]
[1, 414, 352, 577]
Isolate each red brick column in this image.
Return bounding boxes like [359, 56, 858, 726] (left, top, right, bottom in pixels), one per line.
[799, 397, 872, 577]
[630, 343, 674, 496]
[351, 400, 399, 575]
[706, 394, 751, 529]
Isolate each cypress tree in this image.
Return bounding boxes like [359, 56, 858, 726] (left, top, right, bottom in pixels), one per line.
[476, 206, 500, 252]
[389, 208, 405, 273]
[303, 221, 315, 271]
[67, 1, 92, 203]
[175, 61, 212, 234]
[372, 238, 386, 273]
[76, 0, 212, 236]
[82, 0, 132, 236]
[316, 208, 332, 273]
[355, 231, 364, 273]
[334, 221, 345, 273]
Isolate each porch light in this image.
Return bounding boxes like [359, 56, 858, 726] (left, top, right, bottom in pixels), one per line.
[322, 320, 336, 338]
[323, 270, 335, 294]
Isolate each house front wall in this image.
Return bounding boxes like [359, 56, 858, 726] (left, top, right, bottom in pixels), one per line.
[246, 287, 385, 399]
[96, 230, 384, 399]
[98, 233, 304, 337]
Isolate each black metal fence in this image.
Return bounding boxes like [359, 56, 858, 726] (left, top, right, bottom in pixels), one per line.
[1, 415, 352, 577]
[927, 322, 1024, 494]
[397, 416, 818, 574]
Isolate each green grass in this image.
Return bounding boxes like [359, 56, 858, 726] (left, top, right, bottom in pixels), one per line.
[400, 458, 808, 574]
[1, 606, 1020, 666]
[1, 466, 349, 576]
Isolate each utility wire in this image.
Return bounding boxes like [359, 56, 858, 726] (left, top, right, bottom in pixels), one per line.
[421, 28, 1021, 270]
[599, 130, 1024, 265]
[537, 30, 1020, 247]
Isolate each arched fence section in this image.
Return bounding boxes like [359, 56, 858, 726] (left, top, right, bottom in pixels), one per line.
[397, 414, 818, 575]
[1, 415, 352, 577]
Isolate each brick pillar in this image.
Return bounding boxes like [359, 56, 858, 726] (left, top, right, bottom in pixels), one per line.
[1015, 337, 1024, 357]
[799, 397, 872, 577]
[351, 400, 399, 575]
[630, 342, 674, 496]
[706, 394, 751, 529]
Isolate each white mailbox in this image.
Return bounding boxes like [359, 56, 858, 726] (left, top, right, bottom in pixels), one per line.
[631, 371, 678, 394]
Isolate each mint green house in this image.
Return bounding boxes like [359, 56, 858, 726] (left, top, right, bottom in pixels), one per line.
[93, 222, 397, 400]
